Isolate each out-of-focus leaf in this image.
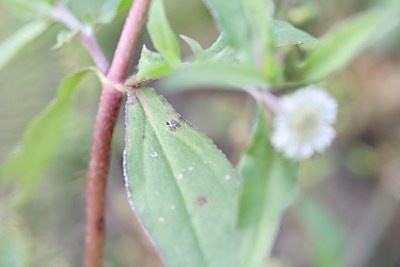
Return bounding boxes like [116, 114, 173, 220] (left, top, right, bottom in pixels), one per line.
[180, 35, 204, 61]
[98, 0, 133, 24]
[273, 20, 316, 47]
[52, 28, 80, 50]
[238, 107, 298, 267]
[165, 63, 268, 92]
[296, 198, 345, 267]
[0, 219, 32, 267]
[203, 37, 235, 63]
[147, 0, 181, 66]
[1, 68, 97, 206]
[114, 0, 133, 14]
[124, 87, 241, 267]
[242, 0, 275, 67]
[298, 8, 400, 83]
[2, 0, 54, 18]
[136, 45, 174, 80]
[202, 0, 252, 60]
[203, 34, 229, 60]
[203, 0, 276, 67]
[0, 20, 50, 71]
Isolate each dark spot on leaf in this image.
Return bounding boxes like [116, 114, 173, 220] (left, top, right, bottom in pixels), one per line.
[197, 196, 208, 207]
[141, 134, 146, 140]
[166, 120, 181, 132]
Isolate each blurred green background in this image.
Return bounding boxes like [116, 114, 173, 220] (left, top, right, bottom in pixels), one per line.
[1, 0, 400, 266]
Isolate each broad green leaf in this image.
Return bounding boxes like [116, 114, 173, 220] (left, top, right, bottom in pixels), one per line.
[136, 45, 174, 80]
[124, 87, 240, 267]
[273, 20, 316, 47]
[238, 107, 298, 267]
[165, 63, 268, 92]
[1, 68, 96, 206]
[52, 28, 80, 50]
[298, 8, 400, 83]
[296, 198, 345, 267]
[202, 0, 252, 60]
[2, 0, 53, 18]
[0, 20, 50, 71]
[180, 35, 204, 61]
[147, 0, 181, 66]
[98, 0, 133, 24]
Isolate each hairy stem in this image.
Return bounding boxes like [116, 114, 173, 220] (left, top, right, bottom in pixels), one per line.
[53, 1, 110, 73]
[84, 0, 151, 266]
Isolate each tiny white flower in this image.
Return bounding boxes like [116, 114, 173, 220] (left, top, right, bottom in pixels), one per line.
[271, 86, 338, 160]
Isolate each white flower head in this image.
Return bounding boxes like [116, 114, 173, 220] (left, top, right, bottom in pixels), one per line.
[271, 86, 338, 160]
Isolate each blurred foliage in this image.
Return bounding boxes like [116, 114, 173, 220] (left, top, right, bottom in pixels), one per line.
[1, 0, 400, 266]
[296, 198, 345, 267]
[238, 107, 298, 267]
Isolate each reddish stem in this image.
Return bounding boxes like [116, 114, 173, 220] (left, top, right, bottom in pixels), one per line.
[79, 33, 110, 74]
[84, 0, 151, 266]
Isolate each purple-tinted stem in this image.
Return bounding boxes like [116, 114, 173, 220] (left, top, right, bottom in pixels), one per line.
[53, 1, 110, 73]
[84, 0, 151, 266]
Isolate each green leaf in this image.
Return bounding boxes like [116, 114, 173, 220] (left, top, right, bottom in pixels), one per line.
[180, 35, 204, 61]
[98, 0, 133, 24]
[242, 0, 275, 67]
[165, 63, 268, 92]
[0, 20, 50, 71]
[1, 68, 96, 206]
[238, 107, 298, 267]
[203, 0, 275, 67]
[136, 45, 174, 80]
[147, 0, 181, 66]
[296, 198, 345, 267]
[52, 28, 80, 50]
[203, 34, 229, 60]
[2, 0, 53, 18]
[242, 0, 274, 43]
[298, 8, 400, 83]
[203, 36, 236, 63]
[202, 0, 252, 59]
[273, 20, 316, 47]
[124, 87, 241, 267]
[115, 0, 133, 14]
